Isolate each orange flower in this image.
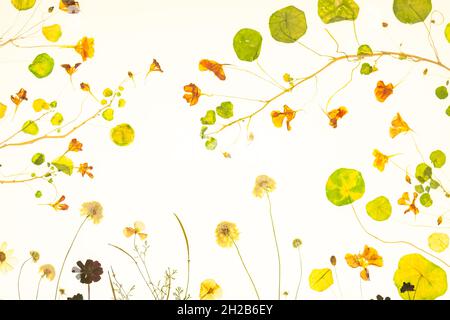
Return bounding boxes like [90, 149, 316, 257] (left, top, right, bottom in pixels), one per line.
[398, 192, 419, 215]
[345, 245, 383, 281]
[183, 83, 202, 106]
[146, 59, 163, 78]
[199, 59, 226, 81]
[374, 80, 394, 102]
[50, 195, 69, 211]
[271, 105, 296, 131]
[80, 82, 90, 92]
[123, 221, 148, 240]
[68, 138, 83, 152]
[327, 106, 348, 128]
[389, 113, 411, 138]
[74, 37, 95, 61]
[59, 0, 80, 14]
[372, 149, 390, 172]
[10, 88, 28, 106]
[78, 163, 93, 178]
[61, 63, 81, 77]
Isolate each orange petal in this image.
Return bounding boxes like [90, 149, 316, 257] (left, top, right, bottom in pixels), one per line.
[199, 59, 226, 81]
[123, 227, 135, 238]
[271, 111, 285, 128]
[345, 253, 360, 268]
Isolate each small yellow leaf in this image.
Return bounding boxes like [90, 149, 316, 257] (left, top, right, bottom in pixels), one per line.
[428, 233, 449, 253]
[0, 103, 7, 119]
[309, 268, 333, 292]
[32, 99, 50, 112]
[42, 24, 62, 42]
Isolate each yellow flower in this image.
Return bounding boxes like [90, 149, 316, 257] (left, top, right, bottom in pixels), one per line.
[0, 242, 16, 273]
[215, 221, 239, 248]
[123, 221, 148, 240]
[30, 251, 40, 263]
[372, 149, 390, 172]
[39, 264, 56, 281]
[199, 279, 223, 300]
[253, 175, 276, 198]
[345, 245, 383, 281]
[80, 201, 104, 224]
[292, 238, 302, 248]
[74, 37, 95, 61]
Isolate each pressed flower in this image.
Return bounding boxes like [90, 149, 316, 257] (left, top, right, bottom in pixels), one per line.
[271, 105, 296, 131]
[80, 201, 104, 224]
[0, 242, 16, 273]
[146, 59, 163, 78]
[372, 149, 390, 172]
[78, 163, 93, 178]
[374, 80, 394, 102]
[50, 195, 69, 211]
[123, 221, 148, 240]
[398, 192, 419, 215]
[59, 0, 80, 14]
[30, 251, 40, 263]
[10, 88, 28, 106]
[183, 83, 202, 106]
[292, 238, 302, 248]
[39, 264, 56, 281]
[68, 138, 83, 152]
[199, 59, 226, 80]
[67, 293, 83, 300]
[215, 221, 239, 248]
[74, 37, 95, 61]
[345, 245, 383, 281]
[72, 259, 103, 284]
[390, 113, 411, 138]
[80, 82, 90, 92]
[61, 63, 81, 77]
[253, 175, 276, 198]
[199, 279, 223, 300]
[327, 106, 348, 128]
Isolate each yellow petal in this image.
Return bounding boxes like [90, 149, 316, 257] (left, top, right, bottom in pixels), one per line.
[42, 24, 62, 42]
[0, 103, 7, 119]
[123, 227, 135, 238]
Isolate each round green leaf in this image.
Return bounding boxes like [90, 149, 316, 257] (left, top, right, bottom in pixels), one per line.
[394, 253, 447, 300]
[430, 179, 440, 189]
[102, 108, 114, 121]
[51, 155, 73, 176]
[269, 6, 307, 43]
[50, 112, 64, 126]
[326, 168, 365, 206]
[205, 137, 217, 150]
[446, 106, 450, 116]
[435, 86, 449, 99]
[357, 44, 373, 56]
[233, 28, 262, 62]
[415, 163, 432, 183]
[28, 53, 54, 79]
[35, 190, 42, 198]
[11, 0, 36, 10]
[118, 99, 126, 108]
[111, 123, 135, 146]
[31, 153, 45, 166]
[309, 268, 334, 292]
[430, 150, 446, 168]
[428, 233, 449, 253]
[200, 110, 216, 125]
[360, 63, 373, 75]
[415, 184, 425, 194]
[420, 193, 433, 207]
[22, 120, 39, 135]
[393, 0, 432, 24]
[318, 0, 359, 24]
[366, 196, 392, 221]
[445, 23, 450, 43]
[216, 101, 234, 119]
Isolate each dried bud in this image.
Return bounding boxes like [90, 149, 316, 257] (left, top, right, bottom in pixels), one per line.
[330, 255, 337, 266]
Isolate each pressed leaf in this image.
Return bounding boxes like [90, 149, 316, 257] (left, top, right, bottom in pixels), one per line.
[360, 63, 373, 75]
[318, 0, 359, 24]
[366, 196, 392, 221]
[420, 193, 433, 207]
[29, 53, 54, 79]
[216, 101, 234, 119]
[200, 110, 216, 125]
[326, 168, 365, 206]
[205, 137, 217, 150]
[32, 99, 50, 112]
[42, 24, 62, 42]
[428, 233, 449, 253]
[102, 108, 114, 121]
[11, 0, 36, 10]
[269, 6, 307, 43]
[22, 120, 39, 135]
[0, 103, 7, 119]
[445, 23, 450, 43]
[31, 153, 45, 165]
[111, 123, 135, 146]
[233, 28, 262, 62]
[357, 44, 373, 56]
[447, 106, 450, 116]
[435, 86, 448, 99]
[415, 184, 425, 194]
[50, 113, 64, 126]
[393, 253, 447, 300]
[52, 156, 74, 175]
[393, 0, 432, 24]
[309, 268, 334, 292]
[415, 163, 432, 183]
[430, 150, 446, 168]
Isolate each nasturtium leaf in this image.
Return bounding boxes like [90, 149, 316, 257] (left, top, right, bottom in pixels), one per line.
[445, 23, 450, 43]
[42, 24, 62, 42]
[103, 88, 113, 97]
[31, 153, 45, 165]
[269, 6, 307, 43]
[11, 0, 36, 10]
[415, 184, 425, 194]
[430, 150, 446, 168]
[118, 99, 126, 108]
[216, 101, 234, 119]
[393, 0, 432, 24]
[233, 28, 262, 62]
[0, 103, 7, 119]
[420, 193, 433, 207]
[51, 155, 73, 175]
[35, 190, 42, 198]
[360, 63, 373, 75]
[28, 53, 54, 78]
[446, 106, 450, 116]
[205, 137, 217, 150]
[394, 253, 447, 300]
[309, 268, 334, 292]
[22, 120, 39, 135]
[326, 168, 365, 206]
[430, 179, 440, 189]
[32, 99, 50, 112]
[111, 124, 135, 146]
[415, 163, 432, 183]
[50, 112, 64, 126]
[425, 185, 431, 193]
[102, 108, 114, 121]
[428, 233, 449, 253]
[317, 0, 359, 24]
[200, 110, 216, 125]
[366, 196, 392, 221]
[49, 101, 57, 108]
[200, 126, 208, 139]
[436, 86, 449, 99]
[357, 44, 373, 56]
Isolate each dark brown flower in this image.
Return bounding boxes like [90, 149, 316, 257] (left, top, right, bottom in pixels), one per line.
[72, 259, 103, 284]
[67, 293, 83, 300]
